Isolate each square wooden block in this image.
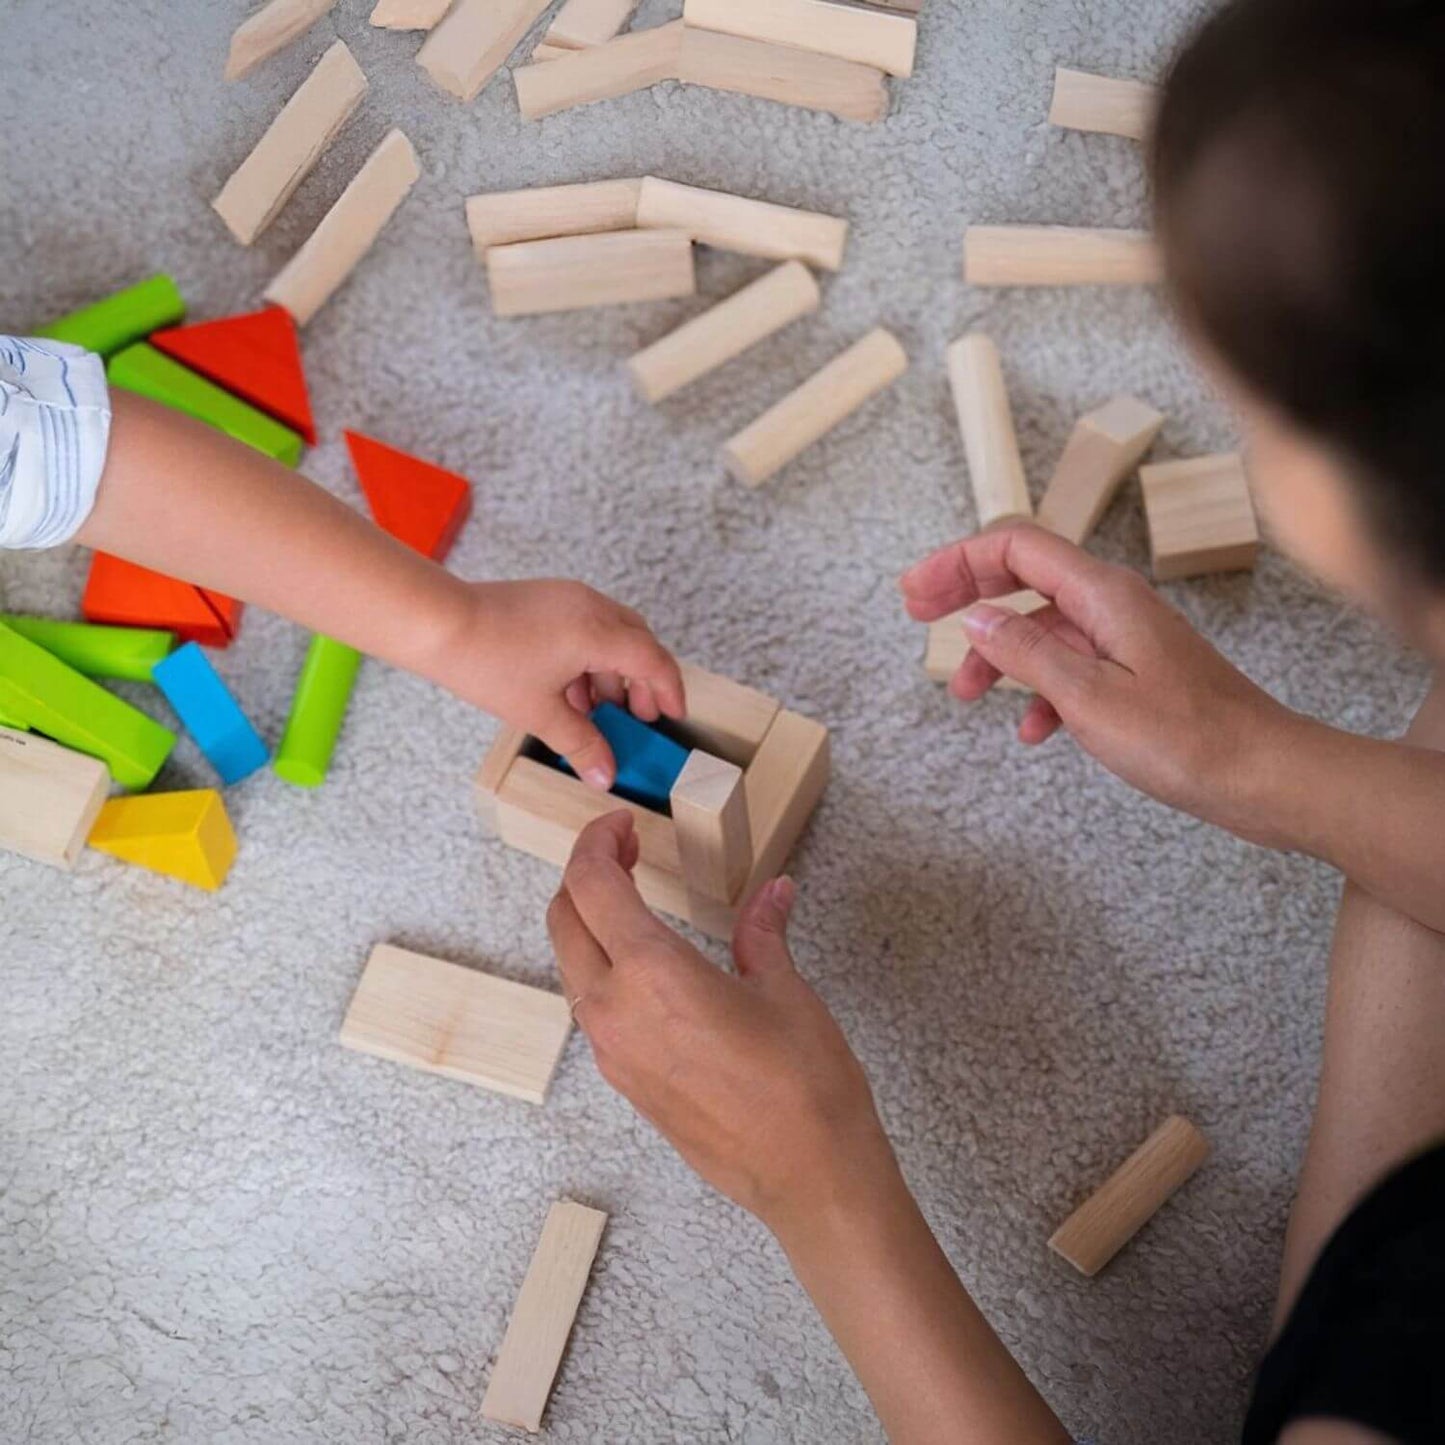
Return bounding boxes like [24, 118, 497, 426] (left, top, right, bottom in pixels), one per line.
[1140, 452, 1259, 581]
[475, 662, 829, 939]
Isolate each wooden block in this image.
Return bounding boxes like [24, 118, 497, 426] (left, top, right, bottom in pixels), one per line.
[627, 260, 821, 403]
[344, 430, 473, 562]
[723, 327, 907, 487]
[34, 275, 185, 359]
[482, 1201, 608, 1431]
[947, 333, 1031, 528]
[737, 707, 830, 900]
[683, 0, 916, 78]
[514, 22, 684, 119]
[213, 39, 367, 245]
[226, 0, 338, 81]
[83, 554, 240, 650]
[417, 0, 551, 101]
[465, 179, 644, 256]
[530, 43, 574, 62]
[675, 663, 781, 767]
[1140, 453, 1259, 582]
[1049, 67, 1156, 141]
[0, 616, 174, 684]
[1049, 1115, 1210, 1276]
[923, 590, 1045, 692]
[635, 176, 849, 271]
[678, 24, 890, 123]
[265, 129, 420, 326]
[88, 790, 238, 891]
[340, 943, 572, 1104]
[369, 0, 453, 30]
[1037, 395, 1164, 545]
[544, 0, 640, 49]
[965, 227, 1162, 287]
[0, 728, 110, 870]
[152, 643, 270, 786]
[671, 750, 752, 904]
[476, 726, 528, 835]
[486, 229, 696, 317]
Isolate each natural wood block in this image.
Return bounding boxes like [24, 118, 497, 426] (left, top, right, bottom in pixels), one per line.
[1049, 67, 1156, 141]
[544, 0, 640, 49]
[676, 663, 781, 767]
[1140, 452, 1259, 581]
[677, 24, 889, 123]
[486, 229, 695, 317]
[947, 333, 1031, 528]
[264, 129, 420, 326]
[213, 40, 367, 246]
[417, 0, 551, 101]
[476, 726, 529, 836]
[1037, 395, 1164, 545]
[671, 750, 752, 904]
[482, 1201, 608, 1432]
[635, 177, 849, 271]
[514, 22, 684, 117]
[340, 942, 571, 1104]
[226, 0, 337, 82]
[530, 42, 574, 62]
[627, 260, 820, 403]
[737, 707, 830, 899]
[923, 590, 1045, 691]
[964, 227, 1162, 287]
[683, 0, 915, 78]
[0, 727, 110, 870]
[1049, 1115, 1210, 1276]
[723, 327, 907, 487]
[466, 179, 643, 255]
[369, 0, 452, 30]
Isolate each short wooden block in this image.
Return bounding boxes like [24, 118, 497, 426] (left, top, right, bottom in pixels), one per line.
[683, 0, 916, 78]
[635, 177, 849, 271]
[369, 0, 452, 30]
[736, 707, 829, 912]
[1140, 452, 1259, 582]
[340, 943, 572, 1104]
[923, 590, 1045, 692]
[418, 0, 552, 101]
[213, 40, 367, 245]
[964, 227, 1162, 287]
[1037, 395, 1164, 545]
[513, 22, 683, 119]
[482, 1201, 608, 1432]
[677, 662, 781, 767]
[723, 327, 907, 487]
[530, 42, 574, 62]
[1049, 1115, 1210, 1276]
[0, 728, 110, 870]
[486, 229, 696, 317]
[477, 726, 529, 836]
[265, 129, 420, 326]
[947, 333, 1031, 529]
[226, 0, 338, 82]
[671, 750, 752, 905]
[83, 553, 240, 650]
[1049, 67, 1156, 141]
[627, 260, 820, 403]
[466, 179, 644, 256]
[88, 790, 238, 891]
[543, 0, 640, 50]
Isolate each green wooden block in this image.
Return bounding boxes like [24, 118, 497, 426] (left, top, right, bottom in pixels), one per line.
[0, 615, 175, 683]
[0, 705, 31, 733]
[0, 620, 175, 790]
[107, 343, 303, 466]
[33, 274, 185, 358]
[274, 635, 362, 788]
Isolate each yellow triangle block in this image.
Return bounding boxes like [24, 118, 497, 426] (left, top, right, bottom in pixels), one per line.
[88, 789, 237, 891]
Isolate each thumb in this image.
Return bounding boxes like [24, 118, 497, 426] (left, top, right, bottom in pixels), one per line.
[537, 703, 617, 792]
[960, 602, 1095, 702]
[732, 877, 798, 980]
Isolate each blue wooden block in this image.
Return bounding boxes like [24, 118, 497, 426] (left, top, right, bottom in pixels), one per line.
[562, 701, 690, 811]
[152, 642, 269, 785]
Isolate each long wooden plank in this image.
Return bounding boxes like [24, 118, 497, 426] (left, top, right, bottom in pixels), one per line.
[683, 0, 916, 78]
[486, 229, 695, 317]
[465, 179, 643, 255]
[964, 226, 1162, 287]
[543, 0, 640, 49]
[417, 0, 551, 102]
[1049, 67, 1156, 141]
[369, 0, 453, 30]
[0, 728, 110, 870]
[226, 0, 338, 82]
[514, 22, 684, 119]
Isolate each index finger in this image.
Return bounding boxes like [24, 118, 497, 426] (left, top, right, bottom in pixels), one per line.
[561, 811, 673, 964]
[594, 626, 686, 723]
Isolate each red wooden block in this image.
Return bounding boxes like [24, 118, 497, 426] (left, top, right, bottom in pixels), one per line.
[83, 553, 242, 648]
[151, 304, 316, 445]
[344, 430, 473, 562]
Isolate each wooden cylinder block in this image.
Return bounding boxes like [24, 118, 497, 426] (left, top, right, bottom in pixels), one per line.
[947, 333, 1031, 528]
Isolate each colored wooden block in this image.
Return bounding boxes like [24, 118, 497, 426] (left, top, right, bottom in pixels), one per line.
[274, 634, 362, 788]
[722, 327, 907, 487]
[369, 0, 452, 29]
[635, 177, 849, 271]
[947, 333, 1031, 528]
[923, 589, 1045, 692]
[340, 943, 572, 1104]
[107, 344, 303, 465]
[0, 705, 30, 732]
[152, 643, 269, 785]
[226, 0, 338, 81]
[466, 179, 644, 255]
[88, 790, 238, 891]
[555, 702, 690, 810]
[152, 305, 316, 444]
[1140, 453, 1259, 581]
[83, 553, 240, 649]
[482, 1201, 608, 1432]
[1049, 67, 1156, 141]
[417, 0, 551, 102]
[343, 431, 473, 561]
[1049, 1115, 1210, 1276]
[683, 0, 916, 78]
[514, 22, 684, 119]
[671, 750, 751, 904]
[33, 275, 184, 358]
[1037, 396, 1164, 545]
[0, 727, 110, 870]
[265, 129, 420, 327]
[964, 227, 1162, 287]
[0, 616, 175, 682]
[0, 619, 175, 791]
[486, 230, 696, 317]
[543, 0, 640, 50]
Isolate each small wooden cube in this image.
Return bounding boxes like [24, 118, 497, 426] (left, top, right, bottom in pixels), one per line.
[1140, 452, 1259, 581]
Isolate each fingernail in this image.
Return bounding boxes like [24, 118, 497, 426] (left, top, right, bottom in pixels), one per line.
[960, 603, 1007, 640]
[582, 767, 613, 792]
[770, 876, 797, 915]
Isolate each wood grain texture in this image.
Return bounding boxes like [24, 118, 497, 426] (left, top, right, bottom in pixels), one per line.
[514, 22, 684, 118]
[1037, 395, 1164, 544]
[1049, 67, 1156, 141]
[475, 726, 530, 836]
[674, 663, 781, 767]
[683, 0, 916, 78]
[736, 707, 829, 898]
[1140, 452, 1259, 581]
[947, 333, 1031, 528]
[417, 0, 551, 101]
[543, 0, 640, 49]
[486, 229, 695, 316]
[465, 179, 643, 255]
[964, 226, 1162, 287]
[225, 0, 338, 81]
[671, 750, 752, 904]
[0, 727, 110, 870]
[369, 0, 453, 30]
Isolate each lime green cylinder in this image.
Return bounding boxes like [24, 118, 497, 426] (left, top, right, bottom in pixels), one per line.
[274, 635, 362, 788]
[35, 274, 184, 357]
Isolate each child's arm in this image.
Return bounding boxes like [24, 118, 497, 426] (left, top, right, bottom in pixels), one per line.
[76, 392, 684, 786]
[903, 525, 1445, 935]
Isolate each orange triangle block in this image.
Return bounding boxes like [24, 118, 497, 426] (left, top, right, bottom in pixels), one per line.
[344, 431, 473, 562]
[151, 304, 316, 444]
[83, 553, 242, 649]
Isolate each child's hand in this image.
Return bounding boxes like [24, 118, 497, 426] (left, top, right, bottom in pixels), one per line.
[428, 580, 686, 790]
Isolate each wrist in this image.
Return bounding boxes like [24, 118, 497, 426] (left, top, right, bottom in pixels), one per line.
[1225, 702, 1327, 852]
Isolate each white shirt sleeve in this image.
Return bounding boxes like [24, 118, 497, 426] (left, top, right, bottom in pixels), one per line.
[0, 335, 111, 549]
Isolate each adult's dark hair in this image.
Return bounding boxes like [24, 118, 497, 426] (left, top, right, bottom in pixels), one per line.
[1151, 0, 1445, 581]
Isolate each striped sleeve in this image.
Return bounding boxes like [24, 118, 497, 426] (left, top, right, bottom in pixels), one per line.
[0, 335, 111, 549]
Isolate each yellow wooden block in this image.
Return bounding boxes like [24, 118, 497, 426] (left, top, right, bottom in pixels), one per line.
[88, 789, 238, 891]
